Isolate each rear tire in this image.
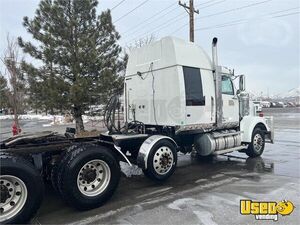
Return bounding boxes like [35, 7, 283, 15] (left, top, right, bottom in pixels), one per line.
[57, 145, 120, 210]
[50, 164, 59, 192]
[246, 128, 265, 157]
[0, 153, 44, 224]
[142, 139, 177, 182]
[51, 144, 83, 192]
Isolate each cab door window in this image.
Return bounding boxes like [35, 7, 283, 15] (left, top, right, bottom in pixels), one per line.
[222, 76, 234, 95]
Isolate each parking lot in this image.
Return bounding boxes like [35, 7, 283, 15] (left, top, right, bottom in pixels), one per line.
[14, 107, 297, 225]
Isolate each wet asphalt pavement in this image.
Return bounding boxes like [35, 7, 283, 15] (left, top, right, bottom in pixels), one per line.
[2, 108, 300, 224]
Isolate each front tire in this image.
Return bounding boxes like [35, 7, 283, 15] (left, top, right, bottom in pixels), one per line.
[246, 128, 265, 157]
[0, 153, 44, 224]
[57, 145, 120, 210]
[142, 139, 177, 182]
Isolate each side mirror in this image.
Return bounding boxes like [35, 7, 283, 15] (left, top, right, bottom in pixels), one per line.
[239, 75, 245, 92]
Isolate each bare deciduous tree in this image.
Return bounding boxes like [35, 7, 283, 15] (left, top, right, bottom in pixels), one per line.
[126, 34, 156, 50]
[1, 34, 26, 133]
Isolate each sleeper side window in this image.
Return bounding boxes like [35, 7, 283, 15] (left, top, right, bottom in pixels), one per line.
[222, 76, 234, 95]
[183, 66, 205, 106]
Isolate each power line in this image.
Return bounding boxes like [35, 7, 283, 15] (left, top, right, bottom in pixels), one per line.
[170, 0, 273, 35]
[194, 8, 299, 31]
[124, 0, 225, 43]
[125, 13, 187, 43]
[123, 10, 187, 42]
[179, 0, 199, 42]
[272, 11, 299, 18]
[266, 6, 299, 16]
[195, 19, 246, 31]
[178, 0, 225, 42]
[122, 1, 177, 36]
[170, 0, 226, 34]
[195, 0, 217, 7]
[196, 12, 299, 31]
[195, 0, 226, 9]
[197, 0, 273, 20]
[111, 0, 126, 11]
[114, 0, 150, 23]
[196, 7, 300, 30]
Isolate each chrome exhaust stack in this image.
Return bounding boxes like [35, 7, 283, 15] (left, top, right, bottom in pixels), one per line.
[212, 37, 223, 128]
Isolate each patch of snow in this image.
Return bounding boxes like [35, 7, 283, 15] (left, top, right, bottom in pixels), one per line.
[136, 187, 173, 199]
[82, 115, 103, 122]
[195, 178, 208, 183]
[0, 114, 104, 127]
[211, 174, 225, 179]
[194, 210, 219, 225]
[0, 114, 53, 120]
[68, 205, 134, 225]
[168, 198, 196, 210]
[120, 161, 143, 177]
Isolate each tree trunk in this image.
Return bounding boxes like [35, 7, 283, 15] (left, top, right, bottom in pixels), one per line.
[13, 108, 20, 132]
[73, 106, 84, 133]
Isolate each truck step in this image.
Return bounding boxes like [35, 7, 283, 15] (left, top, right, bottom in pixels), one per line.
[213, 145, 246, 155]
[212, 131, 243, 138]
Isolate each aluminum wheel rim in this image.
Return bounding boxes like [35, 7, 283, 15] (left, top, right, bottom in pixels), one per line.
[0, 175, 28, 222]
[253, 133, 263, 152]
[77, 160, 111, 197]
[153, 146, 174, 175]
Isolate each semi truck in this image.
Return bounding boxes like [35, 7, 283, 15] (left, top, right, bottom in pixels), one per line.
[0, 37, 274, 224]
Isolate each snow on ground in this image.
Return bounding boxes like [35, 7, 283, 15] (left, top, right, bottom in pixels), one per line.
[0, 114, 53, 120]
[0, 114, 103, 127]
[120, 161, 143, 177]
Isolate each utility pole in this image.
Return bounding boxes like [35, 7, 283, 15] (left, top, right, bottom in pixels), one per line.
[179, 0, 199, 42]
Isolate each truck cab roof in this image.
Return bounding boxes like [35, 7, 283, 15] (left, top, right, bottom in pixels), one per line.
[126, 36, 213, 77]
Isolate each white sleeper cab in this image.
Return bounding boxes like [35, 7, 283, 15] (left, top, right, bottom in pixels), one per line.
[0, 36, 274, 224]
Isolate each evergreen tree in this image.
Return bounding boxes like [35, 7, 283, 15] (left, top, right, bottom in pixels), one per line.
[0, 75, 10, 111]
[19, 0, 126, 132]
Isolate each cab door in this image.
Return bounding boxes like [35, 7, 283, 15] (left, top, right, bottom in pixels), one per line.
[221, 76, 239, 123]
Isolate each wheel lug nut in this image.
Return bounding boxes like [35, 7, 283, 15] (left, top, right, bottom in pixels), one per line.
[10, 201, 15, 206]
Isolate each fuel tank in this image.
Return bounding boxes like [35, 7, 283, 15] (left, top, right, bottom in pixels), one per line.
[194, 130, 241, 156]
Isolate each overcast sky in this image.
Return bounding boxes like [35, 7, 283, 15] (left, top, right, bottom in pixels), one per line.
[0, 0, 299, 95]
